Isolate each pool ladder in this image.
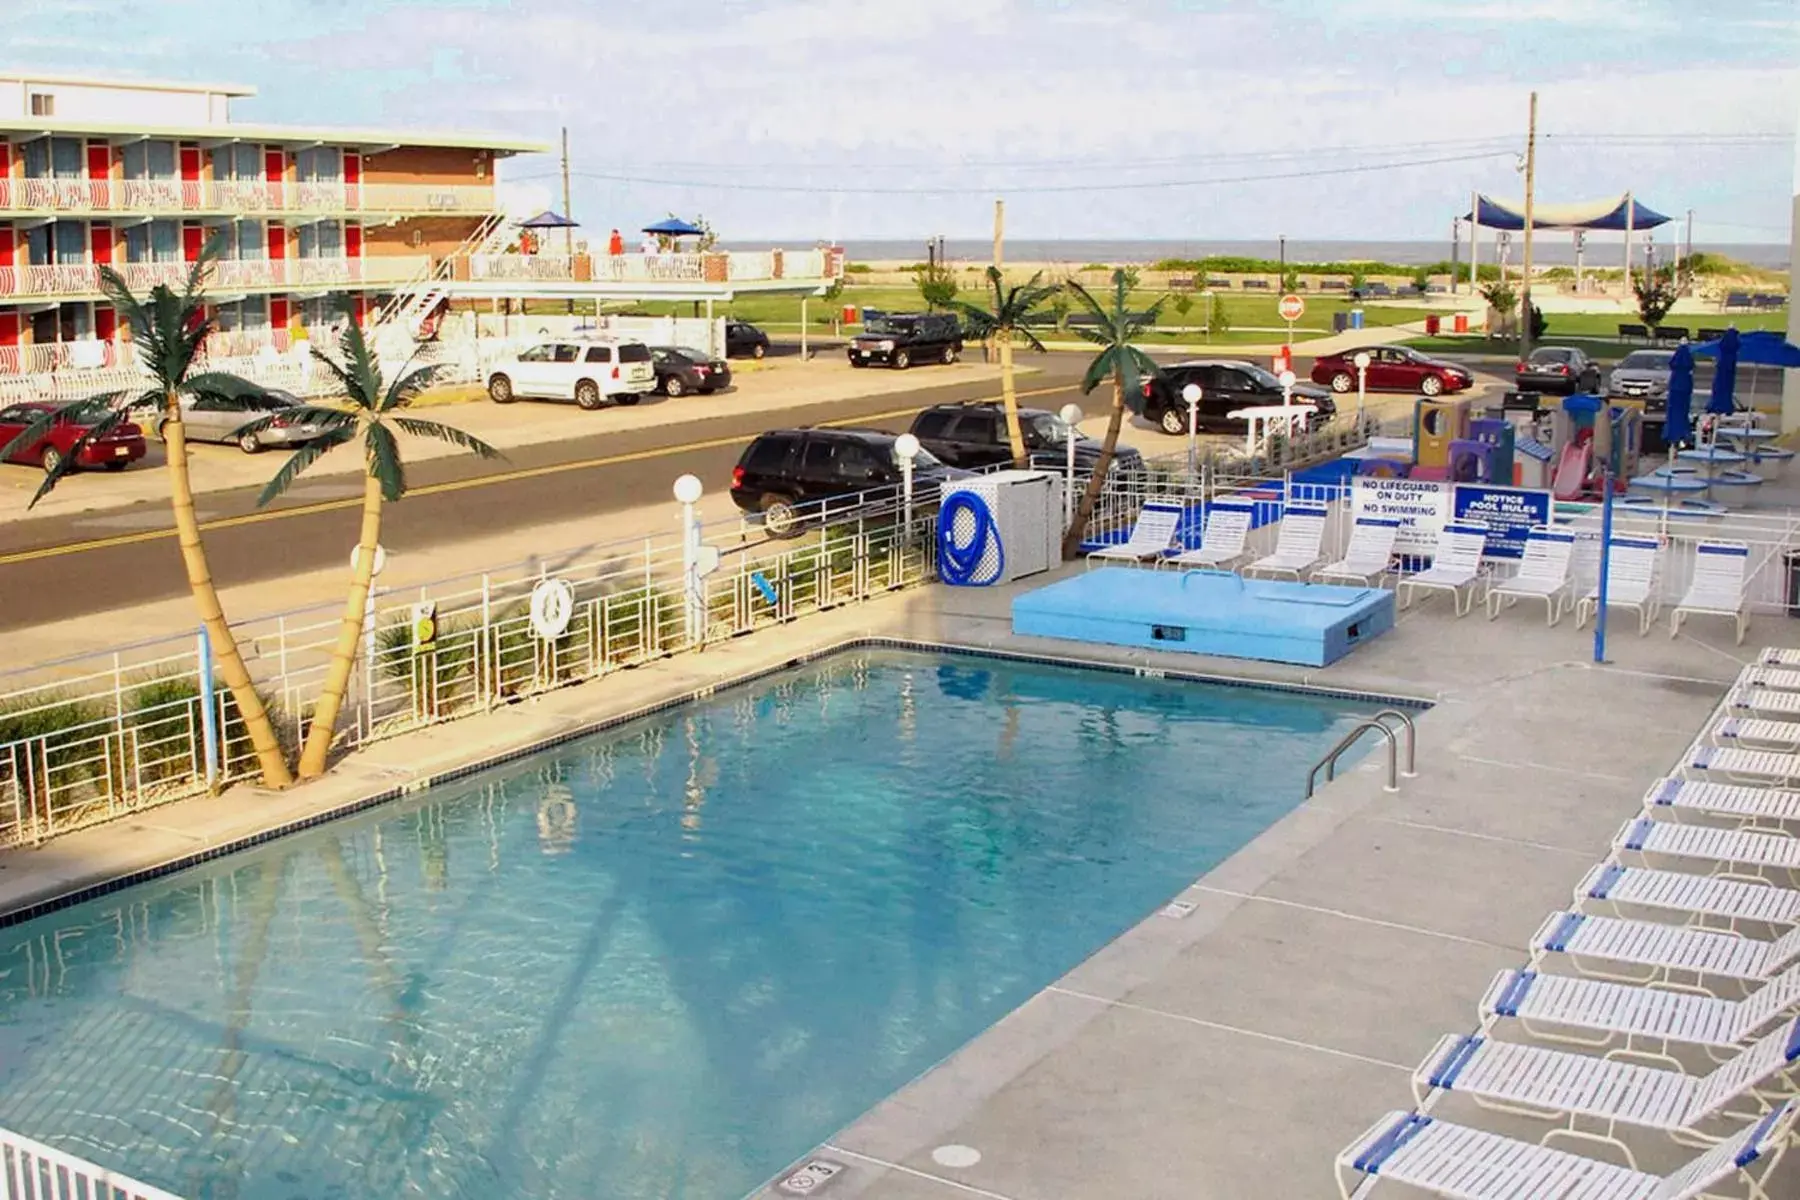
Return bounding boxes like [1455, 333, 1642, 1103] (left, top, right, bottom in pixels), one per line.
[1305, 709, 1418, 798]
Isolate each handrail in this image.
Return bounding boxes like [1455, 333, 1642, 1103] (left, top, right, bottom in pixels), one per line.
[1305, 709, 1419, 798]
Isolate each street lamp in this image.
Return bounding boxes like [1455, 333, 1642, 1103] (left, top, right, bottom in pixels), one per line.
[1353, 350, 1371, 426]
[894, 432, 920, 534]
[674, 474, 704, 643]
[1059, 402, 1084, 531]
[1182, 382, 1202, 474]
[1278, 368, 1296, 406]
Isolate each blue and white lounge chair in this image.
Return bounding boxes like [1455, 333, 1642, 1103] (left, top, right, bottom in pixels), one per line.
[1085, 501, 1184, 568]
[1336, 1100, 1795, 1200]
[1728, 685, 1800, 719]
[1611, 817, 1800, 882]
[1241, 503, 1329, 581]
[1575, 534, 1662, 636]
[1161, 500, 1254, 570]
[1481, 963, 1800, 1061]
[1531, 910, 1800, 989]
[1643, 777, 1800, 831]
[1411, 1016, 1800, 1164]
[1685, 744, 1800, 788]
[1397, 522, 1488, 616]
[1761, 648, 1800, 668]
[1313, 515, 1400, 587]
[1741, 666, 1800, 693]
[1711, 716, 1800, 753]
[1670, 540, 1751, 645]
[1485, 527, 1576, 625]
[1575, 862, 1800, 931]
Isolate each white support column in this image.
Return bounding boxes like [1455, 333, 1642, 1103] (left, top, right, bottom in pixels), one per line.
[1468, 190, 1479, 291]
[1622, 191, 1634, 293]
[705, 297, 716, 358]
[800, 295, 809, 359]
[1785, 109, 1800, 432]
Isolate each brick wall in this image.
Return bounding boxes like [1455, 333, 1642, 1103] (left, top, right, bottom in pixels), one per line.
[362, 145, 494, 188]
[365, 217, 484, 258]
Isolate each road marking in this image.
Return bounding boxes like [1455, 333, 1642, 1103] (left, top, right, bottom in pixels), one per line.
[0, 381, 1079, 566]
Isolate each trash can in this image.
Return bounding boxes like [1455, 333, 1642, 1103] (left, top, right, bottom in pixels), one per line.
[1349, 309, 1365, 330]
[1332, 311, 1349, 334]
[1785, 550, 1800, 618]
[1424, 314, 1441, 336]
[1453, 313, 1470, 334]
[842, 304, 858, 324]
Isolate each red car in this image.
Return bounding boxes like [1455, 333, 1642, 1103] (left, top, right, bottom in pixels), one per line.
[1309, 346, 1473, 397]
[0, 398, 147, 475]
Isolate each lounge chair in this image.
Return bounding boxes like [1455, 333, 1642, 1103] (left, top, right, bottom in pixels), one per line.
[1671, 541, 1751, 645]
[1484, 527, 1576, 625]
[1576, 861, 1800, 930]
[1241, 503, 1328, 580]
[1482, 962, 1800, 1056]
[1685, 743, 1800, 787]
[1575, 535, 1662, 636]
[1643, 777, 1800, 830]
[1611, 816, 1800, 882]
[1411, 1016, 1800, 1163]
[1531, 909, 1800, 989]
[1313, 516, 1400, 587]
[1160, 500, 1254, 570]
[1728, 685, 1800, 718]
[1084, 501, 1184, 569]
[1713, 715, 1800, 752]
[1760, 648, 1800, 668]
[1397, 522, 1489, 616]
[1336, 1100, 1794, 1200]
[1743, 666, 1800, 692]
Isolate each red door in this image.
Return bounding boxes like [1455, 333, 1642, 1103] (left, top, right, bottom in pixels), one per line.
[263, 148, 285, 209]
[351, 294, 368, 325]
[343, 151, 361, 209]
[182, 223, 204, 262]
[0, 226, 12, 267]
[267, 222, 287, 258]
[89, 224, 113, 266]
[85, 143, 111, 210]
[179, 144, 202, 208]
[344, 223, 362, 258]
[95, 304, 116, 342]
[270, 295, 290, 334]
[0, 144, 10, 209]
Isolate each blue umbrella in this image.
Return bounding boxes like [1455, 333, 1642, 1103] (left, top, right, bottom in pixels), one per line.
[1664, 343, 1695, 446]
[642, 217, 705, 237]
[1706, 326, 1740, 415]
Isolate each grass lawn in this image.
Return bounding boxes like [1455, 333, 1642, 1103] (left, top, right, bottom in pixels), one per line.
[1404, 306, 1790, 362]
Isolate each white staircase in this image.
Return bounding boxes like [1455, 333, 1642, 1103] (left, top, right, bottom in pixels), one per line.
[376, 210, 519, 339]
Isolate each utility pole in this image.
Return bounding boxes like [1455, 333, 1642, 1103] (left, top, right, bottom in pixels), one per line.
[1449, 216, 1460, 295]
[560, 126, 574, 316]
[993, 197, 1005, 271]
[1518, 90, 1538, 360]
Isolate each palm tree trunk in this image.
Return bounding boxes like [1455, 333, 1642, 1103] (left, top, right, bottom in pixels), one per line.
[164, 393, 292, 788]
[297, 471, 382, 779]
[999, 336, 1027, 468]
[1060, 373, 1126, 559]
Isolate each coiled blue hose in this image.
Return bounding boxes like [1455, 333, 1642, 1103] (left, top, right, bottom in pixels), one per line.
[937, 491, 1004, 586]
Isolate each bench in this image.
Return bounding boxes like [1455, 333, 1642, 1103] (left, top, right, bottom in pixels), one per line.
[1617, 322, 1649, 342]
[1724, 291, 1752, 310]
[1754, 293, 1787, 310]
[1320, 280, 1348, 292]
[1653, 325, 1690, 343]
[1206, 276, 1231, 289]
[1367, 282, 1392, 297]
[1697, 327, 1727, 342]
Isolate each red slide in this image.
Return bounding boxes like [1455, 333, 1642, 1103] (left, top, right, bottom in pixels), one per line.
[1553, 441, 1591, 501]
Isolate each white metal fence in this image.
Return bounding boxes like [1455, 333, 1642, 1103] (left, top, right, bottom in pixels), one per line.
[0, 1124, 185, 1200]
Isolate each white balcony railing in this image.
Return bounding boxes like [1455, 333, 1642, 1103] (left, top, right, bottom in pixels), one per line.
[0, 255, 432, 299]
[467, 253, 575, 282]
[597, 254, 707, 283]
[0, 177, 497, 216]
[727, 251, 773, 281]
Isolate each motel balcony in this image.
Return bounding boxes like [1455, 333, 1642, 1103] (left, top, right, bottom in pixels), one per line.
[0, 254, 433, 302]
[456, 247, 842, 289]
[0, 177, 498, 218]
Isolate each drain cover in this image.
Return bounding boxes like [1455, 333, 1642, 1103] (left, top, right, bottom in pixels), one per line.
[776, 1160, 845, 1194]
[1161, 899, 1197, 919]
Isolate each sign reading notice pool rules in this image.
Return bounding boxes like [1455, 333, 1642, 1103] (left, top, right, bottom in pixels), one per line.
[1451, 484, 1553, 561]
[1351, 477, 1449, 553]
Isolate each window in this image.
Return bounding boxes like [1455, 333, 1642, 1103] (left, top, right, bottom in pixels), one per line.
[22, 136, 82, 179]
[618, 343, 650, 363]
[955, 411, 998, 442]
[0, 406, 31, 423]
[28, 93, 53, 117]
[294, 147, 342, 183]
[516, 345, 553, 363]
[801, 437, 839, 474]
[209, 143, 261, 182]
[552, 344, 579, 364]
[912, 411, 954, 439]
[121, 140, 177, 181]
[583, 346, 612, 363]
[743, 435, 794, 472]
[296, 221, 342, 259]
[837, 442, 887, 480]
[52, 222, 86, 265]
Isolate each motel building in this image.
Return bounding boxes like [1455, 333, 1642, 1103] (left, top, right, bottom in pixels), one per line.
[0, 71, 843, 399]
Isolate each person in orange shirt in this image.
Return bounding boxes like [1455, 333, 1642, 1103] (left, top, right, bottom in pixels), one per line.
[608, 228, 624, 256]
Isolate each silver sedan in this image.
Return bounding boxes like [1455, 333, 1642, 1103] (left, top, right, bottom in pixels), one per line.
[160, 389, 325, 454]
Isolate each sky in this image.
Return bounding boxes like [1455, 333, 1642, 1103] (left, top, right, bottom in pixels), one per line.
[10, 0, 1797, 244]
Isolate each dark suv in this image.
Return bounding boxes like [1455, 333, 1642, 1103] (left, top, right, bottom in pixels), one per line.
[1142, 360, 1337, 435]
[847, 313, 963, 369]
[730, 427, 970, 536]
[909, 401, 1143, 473]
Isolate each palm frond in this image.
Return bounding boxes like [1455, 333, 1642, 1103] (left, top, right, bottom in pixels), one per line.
[308, 340, 367, 406]
[1080, 347, 1118, 395]
[365, 419, 407, 503]
[391, 416, 502, 460]
[26, 405, 132, 509]
[256, 427, 355, 508]
[1012, 326, 1048, 353]
[180, 371, 266, 404]
[380, 361, 443, 413]
[944, 299, 998, 340]
[234, 406, 359, 442]
[1063, 279, 1109, 325]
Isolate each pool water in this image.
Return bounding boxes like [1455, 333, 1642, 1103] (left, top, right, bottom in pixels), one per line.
[0, 650, 1376, 1200]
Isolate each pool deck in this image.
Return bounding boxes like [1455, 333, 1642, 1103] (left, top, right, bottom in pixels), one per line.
[1, 563, 1794, 1198]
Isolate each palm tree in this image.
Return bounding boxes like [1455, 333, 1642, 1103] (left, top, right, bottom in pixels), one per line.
[250, 320, 499, 779]
[0, 239, 293, 786]
[948, 266, 1060, 468]
[1060, 271, 1165, 559]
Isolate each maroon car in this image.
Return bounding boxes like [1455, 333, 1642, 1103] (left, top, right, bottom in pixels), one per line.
[0, 398, 147, 475]
[1310, 346, 1473, 397]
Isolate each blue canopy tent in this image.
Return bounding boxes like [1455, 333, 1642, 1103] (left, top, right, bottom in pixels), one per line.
[1460, 193, 1673, 289]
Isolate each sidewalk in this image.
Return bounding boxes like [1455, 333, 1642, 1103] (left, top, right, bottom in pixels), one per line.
[0, 356, 1012, 525]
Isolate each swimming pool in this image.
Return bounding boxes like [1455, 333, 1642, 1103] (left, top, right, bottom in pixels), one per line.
[0, 649, 1381, 1200]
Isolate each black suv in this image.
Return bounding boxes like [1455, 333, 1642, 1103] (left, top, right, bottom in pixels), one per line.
[847, 312, 963, 369]
[909, 401, 1143, 473]
[1142, 360, 1336, 435]
[730, 427, 970, 536]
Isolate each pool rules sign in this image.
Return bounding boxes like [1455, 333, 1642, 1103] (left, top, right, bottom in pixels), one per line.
[1351, 477, 1448, 553]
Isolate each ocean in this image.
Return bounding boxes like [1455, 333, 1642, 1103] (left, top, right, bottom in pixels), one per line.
[738, 238, 1790, 270]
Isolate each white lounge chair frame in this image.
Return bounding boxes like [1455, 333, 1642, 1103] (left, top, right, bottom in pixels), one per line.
[1485, 527, 1577, 625]
[1397, 521, 1489, 616]
[1643, 777, 1800, 833]
[1685, 744, 1800, 788]
[1730, 685, 1800, 719]
[1530, 909, 1800, 992]
[1611, 817, 1800, 889]
[1241, 503, 1329, 581]
[1712, 716, 1800, 753]
[1575, 534, 1662, 636]
[1335, 1100, 1795, 1200]
[1671, 540, 1752, 645]
[1160, 501, 1254, 570]
[1085, 500, 1184, 569]
[1313, 515, 1400, 587]
[1575, 862, 1800, 933]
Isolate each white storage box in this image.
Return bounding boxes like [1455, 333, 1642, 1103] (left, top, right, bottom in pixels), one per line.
[940, 470, 1062, 585]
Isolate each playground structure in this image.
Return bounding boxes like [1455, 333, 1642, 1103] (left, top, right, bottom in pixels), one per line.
[1354, 396, 1515, 486]
[1547, 394, 1641, 501]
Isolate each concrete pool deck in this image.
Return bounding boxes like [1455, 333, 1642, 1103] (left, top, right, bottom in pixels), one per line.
[0, 563, 1794, 1198]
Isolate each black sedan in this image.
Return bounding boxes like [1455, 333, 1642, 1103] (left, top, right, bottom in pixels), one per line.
[649, 346, 732, 397]
[725, 320, 770, 359]
[1516, 346, 1602, 395]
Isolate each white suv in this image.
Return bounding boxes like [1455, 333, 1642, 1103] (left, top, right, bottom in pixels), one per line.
[486, 338, 656, 409]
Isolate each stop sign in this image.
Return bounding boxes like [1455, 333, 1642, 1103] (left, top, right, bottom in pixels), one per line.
[1277, 293, 1306, 322]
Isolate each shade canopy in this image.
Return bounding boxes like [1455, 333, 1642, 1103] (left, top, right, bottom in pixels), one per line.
[1706, 328, 1740, 415]
[1463, 193, 1673, 232]
[519, 210, 579, 229]
[1664, 343, 1695, 446]
[1691, 329, 1800, 368]
[642, 217, 705, 236]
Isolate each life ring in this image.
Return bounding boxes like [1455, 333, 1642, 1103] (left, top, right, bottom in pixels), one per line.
[529, 578, 575, 639]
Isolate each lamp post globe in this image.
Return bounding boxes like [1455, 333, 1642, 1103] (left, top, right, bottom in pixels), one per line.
[894, 433, 920, 461]
[673, 474, 704, 505]
[1353, 351, 1371, 372]
[1058, 403, 1083, 426]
